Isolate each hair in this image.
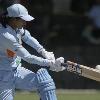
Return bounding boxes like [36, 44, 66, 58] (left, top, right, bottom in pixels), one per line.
[0, 11, 12, 28]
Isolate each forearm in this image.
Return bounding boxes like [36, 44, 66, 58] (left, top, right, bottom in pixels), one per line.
[16, 47, 50, 67]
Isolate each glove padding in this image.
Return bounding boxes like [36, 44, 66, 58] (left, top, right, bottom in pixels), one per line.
[49, 57, 66, 72]
[40, 49, 55, 61]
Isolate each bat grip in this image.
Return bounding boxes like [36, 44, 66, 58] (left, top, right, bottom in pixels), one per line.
[61, 63, 80, 68]
[61, 63, 68, 67]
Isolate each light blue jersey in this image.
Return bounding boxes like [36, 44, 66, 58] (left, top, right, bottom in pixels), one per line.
[0, 25, 51, 70]
[0, 25, 57, 100]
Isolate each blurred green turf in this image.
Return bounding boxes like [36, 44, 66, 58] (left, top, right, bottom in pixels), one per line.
[15, 90, 100, 100]
[15, 92, 39, 100]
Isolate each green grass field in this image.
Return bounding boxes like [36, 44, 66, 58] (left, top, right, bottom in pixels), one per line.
[15, 90, 100, 100]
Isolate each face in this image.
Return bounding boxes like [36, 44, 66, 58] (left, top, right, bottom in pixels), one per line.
[9, 17, 26, 29]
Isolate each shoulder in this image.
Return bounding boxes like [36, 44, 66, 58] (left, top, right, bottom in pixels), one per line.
[0, 24, 13, 35]
[0, 28, 16, 43]
[17, 28, 30, 36]
[0, 25, 7, 33]
[23, 28, 30, 35]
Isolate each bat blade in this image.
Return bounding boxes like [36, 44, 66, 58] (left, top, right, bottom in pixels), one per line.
[80, 65, 100, 82]
[62, 62, 100, 82]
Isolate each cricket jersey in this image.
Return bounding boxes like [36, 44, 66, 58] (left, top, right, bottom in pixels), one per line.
[0, 24, 50, 70]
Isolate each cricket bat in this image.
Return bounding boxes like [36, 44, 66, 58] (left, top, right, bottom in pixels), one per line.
[61, 61, 100, 82]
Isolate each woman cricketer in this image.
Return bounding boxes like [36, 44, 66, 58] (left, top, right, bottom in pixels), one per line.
[0, 4, 66, 100]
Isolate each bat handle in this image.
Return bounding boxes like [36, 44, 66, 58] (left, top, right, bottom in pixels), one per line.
[61, 63, 68, 67]
[61, 63, 80, 68]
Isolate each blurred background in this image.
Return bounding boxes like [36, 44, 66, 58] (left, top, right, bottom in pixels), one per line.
[0, 0, 100, 90]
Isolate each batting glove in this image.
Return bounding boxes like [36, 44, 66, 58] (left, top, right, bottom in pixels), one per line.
[49, 57, 66, 72]
[40, 49, 55, 61]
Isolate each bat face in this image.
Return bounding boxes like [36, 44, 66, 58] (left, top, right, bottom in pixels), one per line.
[62, 61, 100, 82]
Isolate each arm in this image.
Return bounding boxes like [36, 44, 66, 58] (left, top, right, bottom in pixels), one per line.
[1, 32, 51, 67]
[21, 29, 55, 60]
[21, 29, 44, 52]
[1, 32, 65, 72]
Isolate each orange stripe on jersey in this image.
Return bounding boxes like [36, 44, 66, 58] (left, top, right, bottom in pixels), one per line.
[6, 49, 16, 58]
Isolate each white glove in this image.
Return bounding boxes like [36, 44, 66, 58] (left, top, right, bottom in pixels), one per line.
[49, 57, 66, 72]
[39, 49, 55, 61]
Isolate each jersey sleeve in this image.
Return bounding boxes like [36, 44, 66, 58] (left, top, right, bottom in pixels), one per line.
[21, 29, 44, 52]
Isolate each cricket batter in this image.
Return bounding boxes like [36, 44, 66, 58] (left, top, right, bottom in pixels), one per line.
[0, 4, 66, 100]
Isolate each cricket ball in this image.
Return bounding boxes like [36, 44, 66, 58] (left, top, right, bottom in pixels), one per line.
[95, 65, 100, 70]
